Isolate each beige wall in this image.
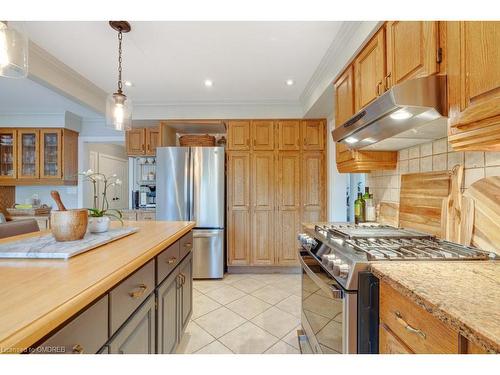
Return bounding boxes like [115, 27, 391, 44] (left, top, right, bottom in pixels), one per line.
[366, 137, 500, 205]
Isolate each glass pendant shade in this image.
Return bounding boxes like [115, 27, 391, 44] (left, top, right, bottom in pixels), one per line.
[0, 22, 28, 78]
[106, 92, 132, 131]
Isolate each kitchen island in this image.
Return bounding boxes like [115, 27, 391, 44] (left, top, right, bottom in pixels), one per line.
[372, 261, 499, 353]
[0, 220, 195, 354]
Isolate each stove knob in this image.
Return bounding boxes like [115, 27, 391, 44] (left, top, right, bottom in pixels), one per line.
[331, 265, 341, 276]
[338, 264, 349, 278]
[297, 233, 306, 241]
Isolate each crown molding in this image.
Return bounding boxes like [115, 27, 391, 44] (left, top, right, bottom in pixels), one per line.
[299, 21, 382, 116]
[28, 41, 107, 115]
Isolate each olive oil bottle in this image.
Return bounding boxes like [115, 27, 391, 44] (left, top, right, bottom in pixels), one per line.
[354, 192, 366, 224]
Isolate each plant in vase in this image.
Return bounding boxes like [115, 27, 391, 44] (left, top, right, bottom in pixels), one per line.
[80, 169, 124, 233]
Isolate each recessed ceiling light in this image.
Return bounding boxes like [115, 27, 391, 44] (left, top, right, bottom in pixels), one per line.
[285, 79, 294, 86]
[124, 81, 133, 87]
[204, 79, 213, 87]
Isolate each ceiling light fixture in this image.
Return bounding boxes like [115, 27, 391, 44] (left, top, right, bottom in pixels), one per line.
[285, 79, 294, 86]
[106, 21, 133, 131]
[204, 79, 213, 87]
[0, 21, 28, 78]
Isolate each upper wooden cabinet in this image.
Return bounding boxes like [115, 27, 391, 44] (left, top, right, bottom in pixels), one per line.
[126, 127, 161, 156]
[0, 128, 78, 185]
[354, 28, 386, 111]
[385, 21, 439, 88]
[301, 120, 325, 150]
[251, 120, 275, 150]
[447, 21, 500, 151]
[277, 120, 300, 150]
[227, 120, 250, 150]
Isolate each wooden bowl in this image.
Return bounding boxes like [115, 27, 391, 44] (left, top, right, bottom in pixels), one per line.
[50, 209, 88, 242]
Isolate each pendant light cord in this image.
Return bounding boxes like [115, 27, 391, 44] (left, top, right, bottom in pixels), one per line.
[117, 29, 123, 94]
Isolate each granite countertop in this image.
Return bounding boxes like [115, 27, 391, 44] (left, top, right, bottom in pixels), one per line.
[371, 261, 500, 353]
[0, 220, 194, 352]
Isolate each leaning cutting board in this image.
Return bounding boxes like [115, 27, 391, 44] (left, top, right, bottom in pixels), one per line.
[399, 171, 451, 237]
[464, 176, 500, 255]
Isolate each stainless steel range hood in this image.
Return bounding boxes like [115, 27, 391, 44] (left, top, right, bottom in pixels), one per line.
[332, 75, 447, 151]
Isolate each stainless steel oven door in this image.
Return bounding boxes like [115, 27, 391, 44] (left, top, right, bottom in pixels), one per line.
[299, 251, 357, 354]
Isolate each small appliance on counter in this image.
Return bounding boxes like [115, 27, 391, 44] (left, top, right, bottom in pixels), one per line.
[130, 157, 157, 209]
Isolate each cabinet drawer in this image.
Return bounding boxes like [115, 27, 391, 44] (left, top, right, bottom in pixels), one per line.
[380, 281, 458, 353]
[37, 295, 108, 354]
[379, 323, 413, 354]
[110, 260, 155, 335]
[122, 211, 137, 221]
[156, 241, 180, 285]
[179, 231, 193, 260]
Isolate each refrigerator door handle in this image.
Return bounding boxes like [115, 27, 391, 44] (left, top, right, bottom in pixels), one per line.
[189, 148, 195, 222]
[185, 149, 191, 221]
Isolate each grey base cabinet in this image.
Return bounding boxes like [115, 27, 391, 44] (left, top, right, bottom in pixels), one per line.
[108, 295, 156, 354]
[157, 252, 193, 354]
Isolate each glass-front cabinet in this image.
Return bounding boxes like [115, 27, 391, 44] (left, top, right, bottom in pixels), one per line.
[0, 130, 17, 181]
[17, 129, 40, 179]
[40, 129, 62, 179]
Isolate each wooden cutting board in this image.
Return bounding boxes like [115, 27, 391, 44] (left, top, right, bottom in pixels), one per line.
[399, 171, 451, 237]
[464, 176, 500, 255]
[379, 202, 399, 227]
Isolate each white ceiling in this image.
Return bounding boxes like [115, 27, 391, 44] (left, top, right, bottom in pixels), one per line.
[13, 21, 343, 105]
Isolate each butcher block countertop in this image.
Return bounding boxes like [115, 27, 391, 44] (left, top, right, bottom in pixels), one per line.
[371, 261, 500, 353]
[0, 220, 195, 353]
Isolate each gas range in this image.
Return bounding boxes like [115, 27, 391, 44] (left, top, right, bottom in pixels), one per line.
[298, 223, 493, 291]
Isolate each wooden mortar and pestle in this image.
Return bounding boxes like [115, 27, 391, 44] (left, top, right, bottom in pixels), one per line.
[50, 191, 88, 242]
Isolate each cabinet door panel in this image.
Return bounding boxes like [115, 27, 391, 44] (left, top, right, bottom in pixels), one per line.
[301, 120, 325, 151]
[227, 120, 250, 150]
[145, 128, 160, 155]
[227, 152, 251, 265]
[17, 129, 39, 179]
[277, 120, 300, 150]
[156, 271, 179, 354]
[334, 66, 356, 165]
[126, 129, 145, 156]
[276, 152, 301, 265]
[354, 29, 386, 111]
[109, 295, 156, 354]
[251, 120, 274, 150]
[251, 152, 275, 265]
[40, 129, 62, 179]
[0, 130, 17, 181]
[386, 21, 438, 88]
[301, 152, 325, 221]
[179, 252, 193, 333]
[379, 324, 414, 354]
[448, 21, 500, 150]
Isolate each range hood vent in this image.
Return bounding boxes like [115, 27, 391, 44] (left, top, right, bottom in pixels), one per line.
[332, 75, 447, 151]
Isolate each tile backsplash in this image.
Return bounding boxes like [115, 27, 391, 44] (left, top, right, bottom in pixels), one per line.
[366, 138, 500, 204]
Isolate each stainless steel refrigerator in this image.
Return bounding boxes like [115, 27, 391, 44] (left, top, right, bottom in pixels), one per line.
[156, 147, 224, 279]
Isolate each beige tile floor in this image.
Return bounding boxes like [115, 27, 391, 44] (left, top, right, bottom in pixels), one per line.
[176, 273, 302, 354]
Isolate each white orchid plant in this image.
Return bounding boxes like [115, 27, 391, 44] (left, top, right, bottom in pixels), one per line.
[80, 169, 124, 224]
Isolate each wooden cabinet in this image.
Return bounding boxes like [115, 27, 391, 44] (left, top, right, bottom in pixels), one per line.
[277, 120, 300, 150]
[226, 119, 326, 268]
[385, 21, 438, 89]
[354, 28, 386, 111]
[0, 130, 17, 182]
[301, 120, 325, 151]
[379, 323, 413, 354]
[0, 127, 78, 185]
[251, 152, 275, 265]
[301, 152, 325, 223]
[137, 211, 156, 221]
[126, 128, 146, 155]
[252, 120, 275, 150]
[276, 152, 301, 266]
[227, 120, 250, 150]
[447, 21, 500, 151]
[178, 253, 193, 333]
[145, 128, 160, 155]
[227, 152, 251, 265]
[108, 295, 156, 354]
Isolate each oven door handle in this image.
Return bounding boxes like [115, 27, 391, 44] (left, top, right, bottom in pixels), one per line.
[299, 254, 344, 299]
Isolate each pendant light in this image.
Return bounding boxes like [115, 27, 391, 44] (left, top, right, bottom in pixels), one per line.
[0, 21, 28, 78]
[106, 21, 132, 131]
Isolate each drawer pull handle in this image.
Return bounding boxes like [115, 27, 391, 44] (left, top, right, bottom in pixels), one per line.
[167, 257, 177, 264]
[184, 242, 192, 249]
[129, 283, 148, 299]
[72, 344, 84, 354]
[394, 311, 426, 339]
[180, 273, 186, 285]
